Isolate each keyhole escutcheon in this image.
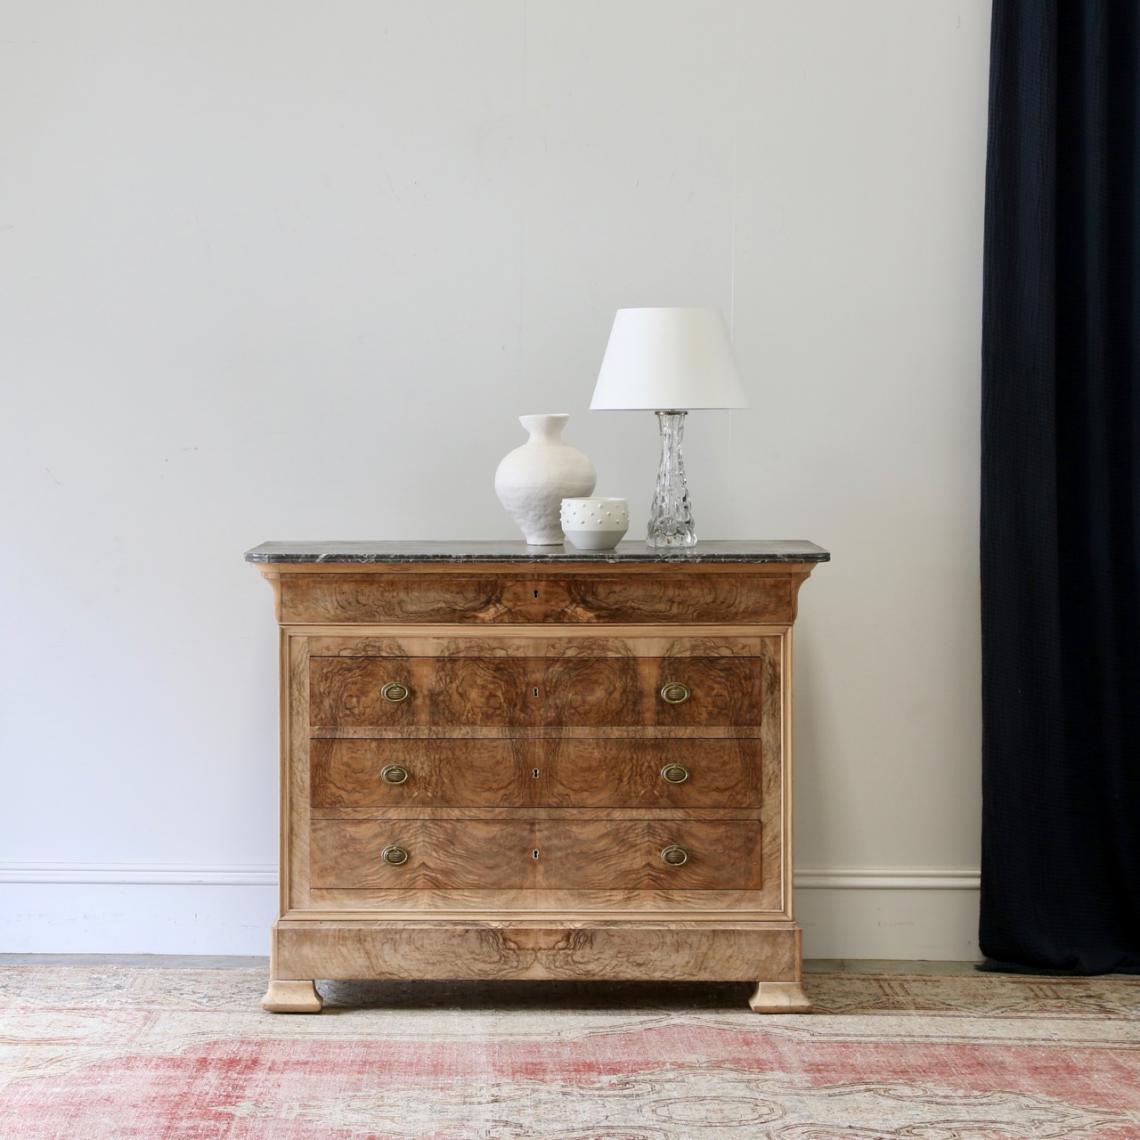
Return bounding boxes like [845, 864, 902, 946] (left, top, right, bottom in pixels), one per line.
[531, 849, 540, 860]
[531, 767, 541, 779]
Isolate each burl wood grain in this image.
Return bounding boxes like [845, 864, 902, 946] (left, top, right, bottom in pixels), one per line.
[311, 738, 531, 809]
[280, 572, 797, 625]
[539, 655, 764, 726]
[311, 819, 538, 890]
[273, 922, 801, 983]
[648, 656, 764, 727]
[557, 575, 794, 624]
[309, 656, 540, 728]
[535, 819, 762, 890]
[310, 654, 765, 729]
[542, 656, 643, 726]
[311, 738, 759, 809]
[280, 575, 521, 624]
[538, 739, 761, 808]
[310, 818, 762, 891]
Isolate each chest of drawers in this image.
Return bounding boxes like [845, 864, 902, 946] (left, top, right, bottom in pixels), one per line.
[245, 540, 828, 1013]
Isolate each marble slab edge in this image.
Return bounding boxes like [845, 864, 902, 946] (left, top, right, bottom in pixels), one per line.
[245, 540, 831, 565]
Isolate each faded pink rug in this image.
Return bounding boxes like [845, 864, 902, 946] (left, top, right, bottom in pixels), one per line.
[0, 964, 1137, 1137]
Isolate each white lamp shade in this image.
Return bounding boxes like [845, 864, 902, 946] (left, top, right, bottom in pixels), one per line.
[590, 307, 748, 411]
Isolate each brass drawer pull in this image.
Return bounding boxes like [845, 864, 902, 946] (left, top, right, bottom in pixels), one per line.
[381, 845, 409, 866]
[381, 681, 410, 703]
[660, 681, 690, 705]
[661, 844, 689, 867]
[380, 764, 409, 785]
[660, 763, 690, 784]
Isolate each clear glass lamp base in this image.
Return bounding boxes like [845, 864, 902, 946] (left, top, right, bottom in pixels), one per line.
[646, 410, 697, 547]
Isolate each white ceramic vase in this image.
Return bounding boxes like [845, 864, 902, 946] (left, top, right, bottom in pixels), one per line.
[494, 414, 596, 545]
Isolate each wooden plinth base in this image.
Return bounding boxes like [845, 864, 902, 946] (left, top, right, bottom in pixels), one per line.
[263, 918, 806, 1013]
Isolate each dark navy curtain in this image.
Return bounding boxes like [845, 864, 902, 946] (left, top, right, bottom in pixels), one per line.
[980, 0, 1140, 973]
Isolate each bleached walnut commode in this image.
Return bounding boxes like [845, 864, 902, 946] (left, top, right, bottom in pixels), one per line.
[245, 540, 829, 1013]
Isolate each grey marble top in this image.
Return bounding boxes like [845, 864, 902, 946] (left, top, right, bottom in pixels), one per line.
[244, 540, 830, 565]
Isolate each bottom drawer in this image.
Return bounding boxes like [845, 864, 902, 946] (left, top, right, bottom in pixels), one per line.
[310, 818, 762, 891]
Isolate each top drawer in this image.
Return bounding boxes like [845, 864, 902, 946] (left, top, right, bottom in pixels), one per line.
[278, 572, 796, 625]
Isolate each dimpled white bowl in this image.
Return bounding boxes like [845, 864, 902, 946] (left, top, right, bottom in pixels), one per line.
[560, 497, 629, 551]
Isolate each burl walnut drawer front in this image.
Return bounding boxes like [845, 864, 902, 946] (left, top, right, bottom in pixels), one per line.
[540, 739, 761, 807]
[310, 819, 763, 890]
[309, 656, 536, 729]
[309, 656, 764, 729]
[312, 739, 531, 808]
[544, 656, 763, 727]
[311, 738, 761, 809]
[280, 572, 795, 625]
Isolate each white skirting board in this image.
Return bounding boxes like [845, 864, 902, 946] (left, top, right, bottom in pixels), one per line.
[0, 864, 980, 960]
[795, 867, 981, 960]
[0, 883, 278, 956]
[797, 888, 980, 961]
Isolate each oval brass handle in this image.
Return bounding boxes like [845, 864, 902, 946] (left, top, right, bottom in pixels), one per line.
[380, 764, 409, 785]
[660, 763, 690, 784]
[381, 682, 410, 703]
[660, 681, 690, 705]
[381, 844, 409, 866]
[661, 844, 689, 867]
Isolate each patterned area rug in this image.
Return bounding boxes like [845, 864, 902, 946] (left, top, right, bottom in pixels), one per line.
[0, 963, 1138, 1138]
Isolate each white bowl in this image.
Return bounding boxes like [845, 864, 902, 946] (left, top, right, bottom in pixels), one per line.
[560, 497, 629, 550]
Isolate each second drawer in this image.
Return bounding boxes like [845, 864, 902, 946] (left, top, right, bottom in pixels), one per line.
[310, 818, 763, 890]
[311, 738, 761, 809]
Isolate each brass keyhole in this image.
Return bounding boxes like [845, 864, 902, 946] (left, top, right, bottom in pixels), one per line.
[531, 849, 540, 860]
[532, 768, 541, 779]
[532, 589, 540, 598]
[532, 686, 540, 697]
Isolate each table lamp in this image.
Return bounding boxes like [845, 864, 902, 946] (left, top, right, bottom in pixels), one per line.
[590, 307, 748, 547]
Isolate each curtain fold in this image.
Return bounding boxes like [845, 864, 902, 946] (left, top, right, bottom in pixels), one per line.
[980, 0, 1140, 973]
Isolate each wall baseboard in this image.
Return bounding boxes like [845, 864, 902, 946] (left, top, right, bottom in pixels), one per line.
[0, 862, 981, 959]
[0, 862, 279, 886]
[796, 867, 980, 891]
[0, 861, 980, 890]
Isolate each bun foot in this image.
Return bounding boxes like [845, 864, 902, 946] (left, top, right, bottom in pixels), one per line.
[748, 981, 811, 1013]
[262, 979, 322, 1013]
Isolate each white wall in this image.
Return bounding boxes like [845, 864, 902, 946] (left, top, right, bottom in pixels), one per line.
[0, 0, 990, 959]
